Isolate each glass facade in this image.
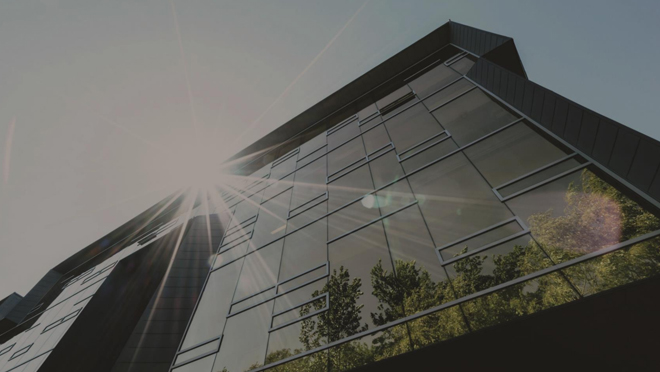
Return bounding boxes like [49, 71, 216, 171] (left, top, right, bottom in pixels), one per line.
[2, 25, 659, 372]
[173, 51, 660, 372]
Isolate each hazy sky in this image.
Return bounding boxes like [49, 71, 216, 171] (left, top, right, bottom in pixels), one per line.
[1, 0, 659, 299]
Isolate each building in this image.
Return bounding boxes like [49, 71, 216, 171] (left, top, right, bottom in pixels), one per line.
[1, 21, 660, 372]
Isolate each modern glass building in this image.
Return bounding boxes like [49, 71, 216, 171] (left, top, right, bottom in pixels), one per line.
[2, 21, 660, 372]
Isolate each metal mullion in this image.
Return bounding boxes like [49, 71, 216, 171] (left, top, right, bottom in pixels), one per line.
[494, 153, 579, 190]
[436, 217, 524, 251]
[271, 292, 328, 319]
[326, 157, 368, 183]
[287, 198, 326, 221]
[277, 262, 327, 288]
[444, 51, 468, 66]
[403, 46, 455, 82]
[260, 186, 294, 206]
[235, 43, 454, 175]
[269, 293, 329, 332]
[249, 229, 660, 372]
[397, 131, 450, 160]
[441, 230, 530, 266]
[272, 148, 300, 168]
[499, 163, 591, 202]
[427, 85, 478, 113]
[296, 145, 327, 167]
[176, 336, 221, 356]
[327, 115, 358, 136]
[463, 74, 660, 211]
[366, 143, 395, 160]
[327, 201, 418, 245]
[288, 192, 328, 218]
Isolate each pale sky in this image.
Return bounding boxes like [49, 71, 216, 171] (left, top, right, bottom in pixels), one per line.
[1, 0, 659, 300]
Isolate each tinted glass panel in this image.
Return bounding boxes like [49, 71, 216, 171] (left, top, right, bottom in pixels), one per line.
[214, 301, 273, 372]
[291, 156, 327, 210]
[409, 64, 461, 98]
[327, 137, 365, 176]
[422, 78, 474, 110]
[233, 241, 283, 301]
[181, 260, 241, 349]
[385, 103, 444, 153]
[506, 169, 660, 265]
[279, 220, 328, 281]
[250, 189, 291, 249]
[328, 222, 393, 333]
[400, 137, 458, 173]
[362, 124, 391, 155]
[408, 153, 512, 246]
[463, 122, 569, 187]
[328, 164, 373, 212]
[328, 118, 359, 151]
[432, 89, 518, 147]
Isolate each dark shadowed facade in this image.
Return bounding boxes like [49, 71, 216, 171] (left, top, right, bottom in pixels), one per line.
[1, 22, 660, 372]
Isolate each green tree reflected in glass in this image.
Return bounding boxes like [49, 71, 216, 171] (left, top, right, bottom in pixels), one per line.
[250, 170, 660, 372]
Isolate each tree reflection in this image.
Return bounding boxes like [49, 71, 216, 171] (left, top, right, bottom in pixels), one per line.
[249, 170, 660, 372]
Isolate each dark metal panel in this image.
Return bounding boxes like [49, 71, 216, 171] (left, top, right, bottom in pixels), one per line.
[505, 71, 516, 105]
[577, 111, 599, 155]
[551, 99, 569, 136]
[541, 93, 556, 128]
[591, 118, 618, 165]
[522, 81, 535, 116]
[628, 139, 660, 191]
[514, 75, 525, 108]
[609, 129, 640, 178]
[493, 67, 502, 97]
[487, 62, 496, 92]
[530, 84, 545, 123]
[564, 103, 583, 146]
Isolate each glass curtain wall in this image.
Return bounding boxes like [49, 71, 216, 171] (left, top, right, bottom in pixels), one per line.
[172, 52, 660, 372]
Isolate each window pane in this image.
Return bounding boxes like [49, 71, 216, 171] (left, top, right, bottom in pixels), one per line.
[368, 151, 405, 189]
[214, 300, 273, 372]
[440, 220, 524, 261]
[463, 122, 569, 187]
[432, 88, 518, 147]
[291, 156, 327, 210]
[449, 56, 476, 75]
[328, 118, 359, 151]
[327, 137, 365, 176]
[250, 189, 291, 250]
[376, 86, 412, 109]
[499, 157, 582, 198]
[408, 64, 461, 99]
[362, 124, 391, 155]
[385, 103, 444, 153]
[287, 200, 327, 233]
[446, 235, 552, 298]
[270, 153, 298, 181]
[328, 198, 380, 241]
[461, 272, 578, 331]
[233, 240, 283, 301]
[279, 220, 328, 281]
[180, 260, 241, 349]
[506, 169, 660, 265]
[374, 179, 415, 215]
[422, 78, 474, 110]
[328, 222, 393, 333]
[400, 138, 458, 174]
[328, 164, 373, 212]
[561, 236, 660, 297]
[299, 132, 326, 159]
[357, 103, 378, 121]
[266, 314, 327, 367]
[274, 278, 326, 313]
[172, 354, 216, 372]
[327, 323, 411, 372]
[408, 153, 512, 247]
[262, 173, 294, 202]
